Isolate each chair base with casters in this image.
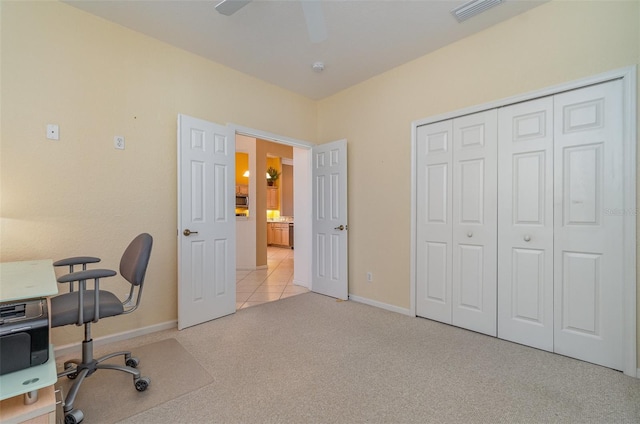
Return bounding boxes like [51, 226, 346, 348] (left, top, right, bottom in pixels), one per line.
[57, 322, 150, 424]
[52, 233, 153, 424]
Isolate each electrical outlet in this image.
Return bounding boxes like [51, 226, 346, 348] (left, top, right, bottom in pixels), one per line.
[366, 272, 373, 282]
[114, 136, 125, 150]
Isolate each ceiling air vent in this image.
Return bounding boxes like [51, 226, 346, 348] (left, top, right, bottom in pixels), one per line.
[451, 0, 504, 22]
[215, 0, 251, 16]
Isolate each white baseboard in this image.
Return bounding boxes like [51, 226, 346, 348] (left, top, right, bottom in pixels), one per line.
[54, 320, 177, 357]
[348, 294, 413, 317]
[293, 279, 310, 289]
[236, 265, 268, 271]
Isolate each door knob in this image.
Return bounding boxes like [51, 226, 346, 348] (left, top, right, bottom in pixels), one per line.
[524, 235, 531, 242]
[467, 232, 473, 238]
[334, 225, 345, 231]
[183, 229, 199, 236]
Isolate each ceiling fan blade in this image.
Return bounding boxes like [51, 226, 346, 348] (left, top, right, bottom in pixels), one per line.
[301, 0, 328, 43]
[215, 0, 251, 16]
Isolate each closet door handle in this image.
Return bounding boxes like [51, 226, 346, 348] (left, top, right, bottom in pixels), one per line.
[524, 235, 531, 242]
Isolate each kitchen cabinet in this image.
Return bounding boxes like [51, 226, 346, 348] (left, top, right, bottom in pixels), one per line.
[267, 222, 290, 247]
[267, 223, 274, 245]
[266, 187, 278, 210]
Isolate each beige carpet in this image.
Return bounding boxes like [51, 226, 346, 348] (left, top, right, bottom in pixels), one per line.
[119, 293, 640, 424]
[56, 338, 213, 423]
[58, 293, 640, 423]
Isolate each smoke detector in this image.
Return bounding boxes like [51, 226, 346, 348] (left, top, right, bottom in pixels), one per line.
[312, 62, 325, 73]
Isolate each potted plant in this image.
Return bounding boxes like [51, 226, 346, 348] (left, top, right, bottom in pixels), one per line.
[266, 166, 280, 186]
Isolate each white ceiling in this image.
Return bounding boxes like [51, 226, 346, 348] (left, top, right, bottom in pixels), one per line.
[65, 0, 547, 100]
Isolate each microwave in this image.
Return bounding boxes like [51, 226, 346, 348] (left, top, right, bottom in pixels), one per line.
[236, 194, 249, 208]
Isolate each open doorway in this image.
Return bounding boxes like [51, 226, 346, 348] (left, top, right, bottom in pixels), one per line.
[236, 246, 306, 308]
[232, 127, 313, 309]
[178, 116, 346, 328]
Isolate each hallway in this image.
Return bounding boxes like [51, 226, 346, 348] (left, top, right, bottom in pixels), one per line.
[236, 246, 309, 309]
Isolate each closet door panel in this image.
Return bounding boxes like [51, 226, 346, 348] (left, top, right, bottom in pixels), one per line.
[513, 152, 545, 224]
[424, 242, 448, 305]
[561, 252, 601, 334]
[416, 121, 453, 323]
[511, 248, 546, 321]
[458, 244, 484, 310]
[563, 144, 601, 225]
[452, 110, 497, 336]
[459, 159, 484, 223]
[553, 80, 624, 370]
[497, 97, 554, 351]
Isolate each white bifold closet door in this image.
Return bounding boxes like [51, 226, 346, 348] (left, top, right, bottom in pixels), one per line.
[497, 96, 555, 351]
[452, 111, 497, 336]
[416, 110, 497, 337]
[552, 80, 624, 370]
[498, 80, 625, 370]
[416, 120, 453, 325]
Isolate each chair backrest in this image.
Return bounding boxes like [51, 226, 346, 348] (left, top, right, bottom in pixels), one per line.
[119, 233, 153, 287]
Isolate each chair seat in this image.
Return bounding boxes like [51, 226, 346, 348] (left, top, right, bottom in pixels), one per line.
[51, 290, 124, 327]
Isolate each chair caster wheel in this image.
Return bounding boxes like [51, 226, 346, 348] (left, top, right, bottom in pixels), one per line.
[135, 376, 150, 392]
[64, 363, 78, 380]
[64, 362, 78, 380]
[64, 409, 84, 424]
[126, 357, 140, 368]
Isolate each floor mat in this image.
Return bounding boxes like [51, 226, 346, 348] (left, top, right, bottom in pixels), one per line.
[56, 338, 213, 423]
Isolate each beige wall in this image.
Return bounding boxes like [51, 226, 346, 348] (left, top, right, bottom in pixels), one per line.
[317, 0, 639, 360]
[0, 1, 316, 345]
[255, 139, 268, 267]
[235, 153, 249, 187]
[318, 0, 639, 309]
[1, 0, 639, 359]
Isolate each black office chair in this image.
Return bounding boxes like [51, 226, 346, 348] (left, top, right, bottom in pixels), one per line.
[51, 233, 153, 424]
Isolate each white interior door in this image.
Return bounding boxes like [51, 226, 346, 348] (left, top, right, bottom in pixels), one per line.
[497, 97, 554, 351]
[177, 114, 236, 330]
[312, 139, 348, 300]
[553, 80, 624, 370]
[416, 120, 453, 323]
[451, 110, 497, 336]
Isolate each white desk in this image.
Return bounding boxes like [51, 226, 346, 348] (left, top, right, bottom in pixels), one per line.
[0, 345, 57, 401]
[0, 260, 59, 423]
[0, 260, 58, 303]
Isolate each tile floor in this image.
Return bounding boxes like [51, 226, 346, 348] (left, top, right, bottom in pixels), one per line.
[236, 246, 309, 309]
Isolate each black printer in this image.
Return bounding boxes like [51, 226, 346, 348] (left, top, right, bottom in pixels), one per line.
[0, 299, 49, 375]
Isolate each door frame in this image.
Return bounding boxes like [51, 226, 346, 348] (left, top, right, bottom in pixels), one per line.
[410, 66, 637, 376]
[229, 124, 315, 289]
